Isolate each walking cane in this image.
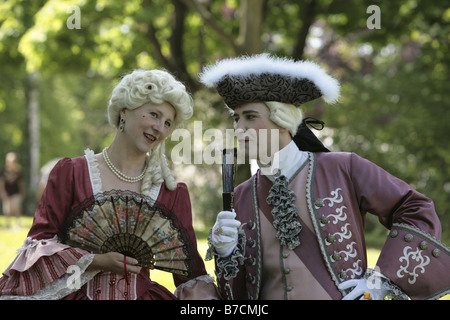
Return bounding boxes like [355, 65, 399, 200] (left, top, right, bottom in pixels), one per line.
[221, 148, 237, 300]
[222, 148, 237, 211]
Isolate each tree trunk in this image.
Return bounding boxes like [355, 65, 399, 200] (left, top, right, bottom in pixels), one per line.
[170, 0, 199, 91]
[238, 0, 264, 54]
[293, 0, 317, 60]
[25, 71, 40, 213]
[229, 0, 267, 183]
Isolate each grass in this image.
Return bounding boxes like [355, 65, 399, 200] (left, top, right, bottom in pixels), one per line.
[0, 216, 33, 272]
[0, 216, 447, 300]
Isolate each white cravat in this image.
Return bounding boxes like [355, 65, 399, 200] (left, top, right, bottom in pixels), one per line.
[258, 140, 308, 180]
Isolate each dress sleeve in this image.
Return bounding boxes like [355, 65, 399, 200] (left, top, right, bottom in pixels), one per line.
[350, 153, 450, 299]
[168, 183, 220, 299]
[0, 158, 98, 299]
[28, 158, 76, 240]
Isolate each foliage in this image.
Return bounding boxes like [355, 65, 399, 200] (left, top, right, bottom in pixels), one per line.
[0, 0, 448, 243]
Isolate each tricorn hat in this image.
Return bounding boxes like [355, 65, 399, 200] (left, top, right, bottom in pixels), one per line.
[199, 53, 340, 109]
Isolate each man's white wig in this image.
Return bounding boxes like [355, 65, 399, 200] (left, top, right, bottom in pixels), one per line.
[108, 69, 193, 192]
[199, 53, 340, 136]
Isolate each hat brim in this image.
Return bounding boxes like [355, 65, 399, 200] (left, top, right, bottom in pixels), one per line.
[199, 54, 340, 107]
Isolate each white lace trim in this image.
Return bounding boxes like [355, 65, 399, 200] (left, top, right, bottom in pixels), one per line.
[84, 148, 102, 194]
[173, 274, 215, 297]
[0, 254, 100, 300]
[147, 183, 162, 205]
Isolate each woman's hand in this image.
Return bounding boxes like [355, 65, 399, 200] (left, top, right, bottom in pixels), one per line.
[88, 252, 141, 275]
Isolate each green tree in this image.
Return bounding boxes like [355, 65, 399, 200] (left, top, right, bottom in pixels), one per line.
[0, 0, 47, 212]
[309, 0, 450, 243]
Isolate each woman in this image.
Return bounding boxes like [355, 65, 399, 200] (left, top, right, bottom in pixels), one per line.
[0, 69, 218, 300]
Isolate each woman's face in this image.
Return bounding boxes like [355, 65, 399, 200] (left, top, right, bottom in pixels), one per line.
[121, 101, 176, 153]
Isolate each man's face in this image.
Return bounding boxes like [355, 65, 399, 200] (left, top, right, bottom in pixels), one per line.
[232, 102, 281, 163]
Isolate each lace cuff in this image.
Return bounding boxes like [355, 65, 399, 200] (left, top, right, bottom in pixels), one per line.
[364, 268, 409, 300]
[206, 229, 245, 281]
[174, 274, 219, 299]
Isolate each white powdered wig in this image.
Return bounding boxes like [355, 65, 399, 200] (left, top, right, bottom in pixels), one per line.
[107, 69, 193, 192]
[199, 53, 340, 104]
[108, 69, 193, 129]
[265, 101, 303, 137]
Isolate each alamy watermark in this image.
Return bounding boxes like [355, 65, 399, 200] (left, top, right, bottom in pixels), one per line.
[66, 5, 81, 29]
[62, 2, 382, 169]
[66, 265, 81, 290]
[365, 266, 383, 290]
[366, 5, 381, 30]
[67, 4, 381, 31]
[170, 121, 279, 170]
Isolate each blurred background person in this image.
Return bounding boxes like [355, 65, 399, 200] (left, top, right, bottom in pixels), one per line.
[0, 152, 25, 229]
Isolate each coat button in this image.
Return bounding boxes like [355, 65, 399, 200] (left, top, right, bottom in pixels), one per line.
[419, 241, 428, 250]
[320, 216, 329, 225]
[326, 234, 336, 244]
[286, 285, 293, 292]
[432, 248, 441, 257]
[246, 256, 255, 265]
[314, 199, 324, 208]
[331, 252, 341, 261]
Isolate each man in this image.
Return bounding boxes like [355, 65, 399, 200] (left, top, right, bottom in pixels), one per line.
[200, 53, 449, 300]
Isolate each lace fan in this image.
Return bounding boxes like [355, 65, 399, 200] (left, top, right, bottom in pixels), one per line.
[62, 190, 193, 277]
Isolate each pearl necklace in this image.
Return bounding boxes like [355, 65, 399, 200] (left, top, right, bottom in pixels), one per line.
[102, 148, 147, 183]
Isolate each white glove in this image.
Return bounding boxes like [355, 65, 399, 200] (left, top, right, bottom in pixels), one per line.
[211, 210, 241, 257]
[338, 271, 389, 300]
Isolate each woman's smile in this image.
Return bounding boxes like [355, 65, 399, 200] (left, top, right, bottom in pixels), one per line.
[143, 132, 157, 143]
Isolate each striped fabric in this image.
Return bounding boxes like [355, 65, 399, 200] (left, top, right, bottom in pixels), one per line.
[0, 248, 85, 296]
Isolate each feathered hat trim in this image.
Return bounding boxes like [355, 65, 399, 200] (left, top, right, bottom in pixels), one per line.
[199, 53, 340, 108]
